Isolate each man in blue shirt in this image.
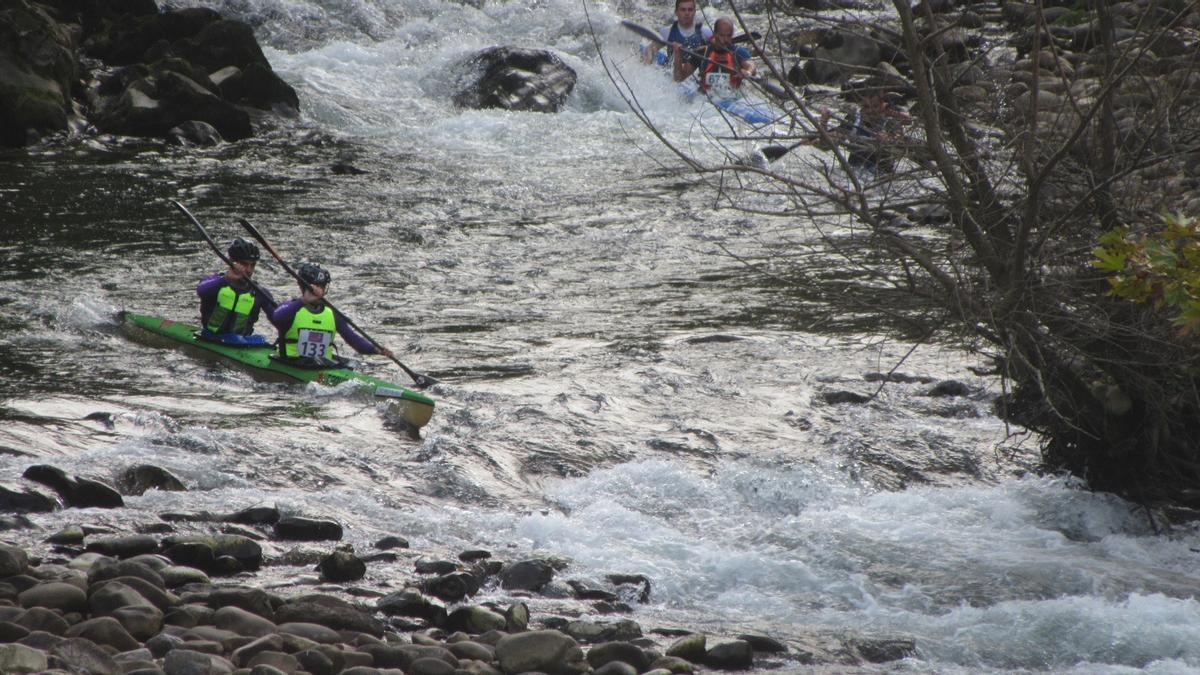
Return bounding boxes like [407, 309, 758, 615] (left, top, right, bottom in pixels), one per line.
[641, 0, 711, 66]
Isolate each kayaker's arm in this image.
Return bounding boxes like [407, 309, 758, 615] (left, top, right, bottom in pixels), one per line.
[672, 44, 697, 82]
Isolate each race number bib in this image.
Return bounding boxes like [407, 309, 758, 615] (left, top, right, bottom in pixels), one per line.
[705, 72, 735, 98]
[297, 329, 333, 358]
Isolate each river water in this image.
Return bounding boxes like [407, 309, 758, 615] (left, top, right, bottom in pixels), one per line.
[3, 0, 1200, 672]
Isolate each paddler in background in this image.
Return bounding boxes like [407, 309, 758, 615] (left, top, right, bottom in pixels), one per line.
[672, 16, 756, 97]
[270, 262, 393, 367]
[640, 0, 711, 66]
[196, 238, 276, 346]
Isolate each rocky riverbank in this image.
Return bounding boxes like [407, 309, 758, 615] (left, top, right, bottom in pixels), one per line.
[0, 461, 920, 674]
[0, 0, 298, 148]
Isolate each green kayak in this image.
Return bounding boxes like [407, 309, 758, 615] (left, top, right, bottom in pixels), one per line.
[120, 312, 435, 430]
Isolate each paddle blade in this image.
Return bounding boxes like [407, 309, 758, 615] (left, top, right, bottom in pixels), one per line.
[620, 20, 662, 45]
[760, 145, 790, 161]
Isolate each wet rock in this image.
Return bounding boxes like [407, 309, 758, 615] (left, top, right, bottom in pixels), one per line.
[495, 629, 587, 675]
[273, 594, 385, 637]
[587, 641, 653, 672]
[277, 621, 341, 644]
[453, 47, 577, 113]
[928, 379, 971, 397]
[566, 618, 642, 644]
[665, 633, 706, 662]
[408, 655, 455, 675]
[445, 605, 507, 634]
[377, 587, 447, 623]
[0, 642, 48, 672]
[46, 525, 86, 545]
[822, 390, 872, 405]
[203, 586, 278, 619]
[224, 506, 281, 525]
[361, 643, 459, 669]
[0, 481, 59, 513]
[318, 548, 366, 582]
[274, 516, 343, 541]
[214, 605, 277, 637]
[0, 543, 31, 576]
[375, 535, 409, 550]
[0, 621, 31, 642]
[0, 2, 75, 148]
[16, 606, 70, 635]
[109, 604, 163, 640]
[803, 30, 882, 85]
[23, 465, 124, 509]
[606, 573, 652, 603]
[294, 648, 335, 675]
[117, 465, 187, 495]
[447, 640, 496, 661]
[86, 534, 160, 559]
[704, 640, 754, 669]
[51, 636, 122, 675]
[499, 559, 555, 591]
[650, 655, 695, 673]
[737, 633, 787, 653]
[594, 661, 638, 675]
[94, 70, 252, 141]
[459, 549, 492, 562]
[424, 571, 481, 602]
[0, 514, 37, 531]
[567, 579, 618, 601]
[231, 634, 285, 666]
[88, 558, 166, 588]
[88, 580, 159, 616]
[18, 581, 87, 613]
[161, 541, 215, 571]
[65, 616, 140, 651]
[163, 647, 235, 674]
[161, 534, 262, 572]
[415, 558, 460, 574]
[505, 601, 529, 632]
[852, 636, 915, 663]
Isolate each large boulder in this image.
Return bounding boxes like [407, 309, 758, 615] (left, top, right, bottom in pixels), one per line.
[94, 69, 251, 140]
[0, 1, 76, 147]
[454, 47, 576, 113]
[800, 30, 883, 85]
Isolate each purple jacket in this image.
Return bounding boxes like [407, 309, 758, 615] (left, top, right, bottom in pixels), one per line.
[196, 273, 276, 333]
[270, 299, 379, 355]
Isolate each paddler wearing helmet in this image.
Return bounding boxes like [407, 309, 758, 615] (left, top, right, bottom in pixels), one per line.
[269, 262, 394, 366]
[196, 238, 277, 346]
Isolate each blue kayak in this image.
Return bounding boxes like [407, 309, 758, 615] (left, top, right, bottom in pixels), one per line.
[677, 78, 777, 125]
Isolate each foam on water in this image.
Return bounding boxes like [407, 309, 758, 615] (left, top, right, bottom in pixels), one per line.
[400, 459, 1200, 670]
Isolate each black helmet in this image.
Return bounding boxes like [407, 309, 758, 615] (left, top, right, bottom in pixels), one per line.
[228, 238, 260, 262]
[297, 262, 331, 287]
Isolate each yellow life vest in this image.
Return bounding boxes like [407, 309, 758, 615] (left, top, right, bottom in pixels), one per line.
[205, 284, 257, 335]
[283, 304, 336, 359]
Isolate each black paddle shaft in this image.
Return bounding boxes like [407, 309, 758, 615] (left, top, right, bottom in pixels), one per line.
[170, 200, 275, 305]
[620, 20, 787, 100]
[237, 218, 438, 389]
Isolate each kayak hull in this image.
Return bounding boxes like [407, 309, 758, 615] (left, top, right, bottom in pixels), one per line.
[678, 78, 777, 125]
[121, 312, 435, 430]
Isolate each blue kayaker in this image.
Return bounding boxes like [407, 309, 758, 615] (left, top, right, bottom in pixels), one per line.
[672, 17, 756, 97]
[196, 238, 276, 346]
[270, 262, 393, 367]
[641, 0, 712, 66]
